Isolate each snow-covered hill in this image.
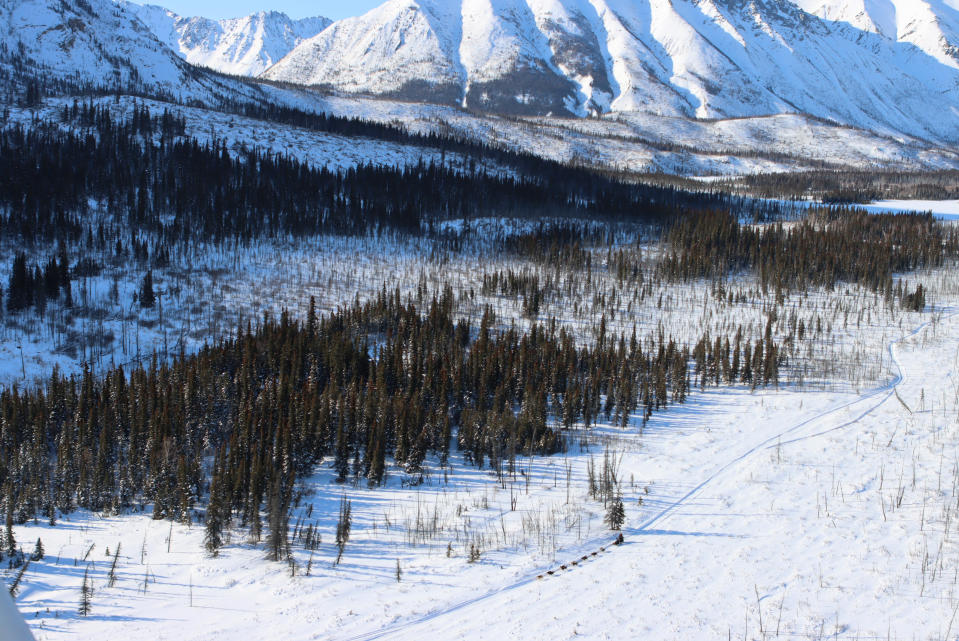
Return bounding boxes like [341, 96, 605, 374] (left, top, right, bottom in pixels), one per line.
[261, 0, 959, 145]
[130, 5, 331, 76]
[0, 0, 194, 93]
[0, 0, 280, 104]
[0, 0, 340, 119]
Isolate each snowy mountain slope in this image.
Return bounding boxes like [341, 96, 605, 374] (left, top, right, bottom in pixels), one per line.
[254, 1, 467, 104]
[0, 0, 345, 119]
[0, 0, 193, 91]
[130, 4, 331, 76]
[262, 0, 596, 114]
[262, 0, 959, 144]
[0, 0, 278, 104]
[792, 0, 959, 69]
[661, 0, 959, 141]
[3, 0, 959, 171]
[287, 93, 959, 175]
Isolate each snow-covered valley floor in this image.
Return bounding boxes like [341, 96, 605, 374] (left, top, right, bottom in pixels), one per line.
[8, 305, 959, 640]
[864, 200, 959, 221]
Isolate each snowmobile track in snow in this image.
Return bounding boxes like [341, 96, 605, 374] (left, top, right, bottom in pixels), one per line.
[335, 310, 954, 641]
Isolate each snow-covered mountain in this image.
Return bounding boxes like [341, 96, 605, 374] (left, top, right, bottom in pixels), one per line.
[4, 0, 959, 158]
[259, 1, 468, 104]
[0, 0, 278, 104]
[130, 5, 331, 76]
[0, 0, 196, 93]
[261, 0, 959, 144]
[791, 0, 959, 69]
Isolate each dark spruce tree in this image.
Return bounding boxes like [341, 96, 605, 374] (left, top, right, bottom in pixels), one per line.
[79, 566, 92, 616]
[4, 506, 15, 560]
[139, 270, 156, 309]
[6, 254, 32, 312]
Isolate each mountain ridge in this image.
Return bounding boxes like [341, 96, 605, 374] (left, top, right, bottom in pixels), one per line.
[130, 4, 332, 76]
[3, 0, 959, 170]
[256, 0, 959, 145]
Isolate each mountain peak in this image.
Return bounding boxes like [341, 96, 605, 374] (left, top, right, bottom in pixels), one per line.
[130, 3, 332, 76]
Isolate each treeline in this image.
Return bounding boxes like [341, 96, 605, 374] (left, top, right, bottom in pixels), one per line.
[481, 268, 555, 318]
[0, 103, 744, 245]
[692, 322, 783, 391]
[658, 210, 958, 295]
[0, 284, 798, 558]
[726, 169, 959, 202]
[0, 62, 752, 231]
[230, 98, 597, 181]
[230, 99, 751, 215]
[4, 251, 73, 315]
[502, 225, 595, 270]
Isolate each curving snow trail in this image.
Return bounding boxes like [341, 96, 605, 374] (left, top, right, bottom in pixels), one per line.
[335, 311, 954, 641]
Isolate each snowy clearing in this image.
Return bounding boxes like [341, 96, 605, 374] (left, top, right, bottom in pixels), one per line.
[863, 200, 959, 220]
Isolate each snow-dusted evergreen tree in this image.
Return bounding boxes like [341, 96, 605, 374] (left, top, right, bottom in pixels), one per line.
[334, 497, 352, 565]
[266, 476, 292, 563]
[107, 544, 121, 589]
[605, 496, 625, 531]
[175, 456, 193, 525]
[79, 566, 93, 616]
[4, 507, 15, 559]
[8, 559, 29, 598]
[204, 462, 225, 558]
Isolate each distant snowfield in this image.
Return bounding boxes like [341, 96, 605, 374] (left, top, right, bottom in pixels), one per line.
[10, 303, 959, 640]
[862, 199, 959, 219]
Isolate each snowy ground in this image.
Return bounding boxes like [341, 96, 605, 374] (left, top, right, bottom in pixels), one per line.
[381, 309, 959, 641]
[302, 94, 959, 175]
[863, 200, 959, 221]
[3, 207, 959, 639]
[6, 289, 959, 640]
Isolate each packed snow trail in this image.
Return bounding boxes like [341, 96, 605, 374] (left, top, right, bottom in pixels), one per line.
[772, 308, 954, 447]
[637, 308, 955, 534]
[339, 310, 953, 641]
